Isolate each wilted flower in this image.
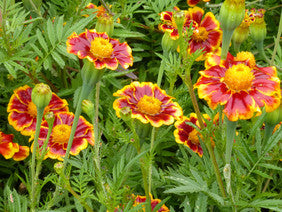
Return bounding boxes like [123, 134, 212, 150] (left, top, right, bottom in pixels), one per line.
[113, 82, 183, 127]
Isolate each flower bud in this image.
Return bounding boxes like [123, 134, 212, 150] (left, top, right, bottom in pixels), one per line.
[119, 107, 132, 122]
[31, 83, 52, 109]
[82, 99, 95, 120]
[54, 162, 64, 175]
[45, 111, 55, 127]
[95, 15, 114, 37]
[219, 0, 245, 32]
[173, 10, 185, 34]
[249, 9, 266, 44]
[161, 32, 179, 52]
[265, 109, 280, 126]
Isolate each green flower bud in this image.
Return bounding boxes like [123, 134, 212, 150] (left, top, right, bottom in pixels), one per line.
[82, 99, 94, 120]
[31, 83, 52, 109]
[173, 10, 185, 34]
[265, 109, 280, 126]
[219, 0, 245, 32]
[95, 15, 114, 37]
[44, 111, 55, 127]
[249, 9, 266, 44]
[161, 32, 179, 52]
[54, 162, 64, 175]
[119, 107, 132, 122]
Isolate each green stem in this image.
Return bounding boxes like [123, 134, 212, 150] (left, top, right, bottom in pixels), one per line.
[30, 106, 44, 211]
[225, 118, 237, 164]
[148, 127, 155, 195]
[256, 41, 272, 64]
[221, 30, 233, 60]
[233, 42, 241, 54]
[183, 72, 226, 198]
[271, 12, 282, 66]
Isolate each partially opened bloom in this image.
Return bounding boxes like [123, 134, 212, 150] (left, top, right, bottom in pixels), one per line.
[174, 113, 212, 157]
[0, 132, 19, 159]
[159, 7, 197, 40]
[249, 9, 267, 44]
[187, 7, 222, 60]
[195, 51, 281, 121]
[113, 82, 183, 127]
[30, 112, 94, 160]
[67, 29, 133, 70]
[133, 194, 169, 212]
[7, 85, 69, 136]
[187, 0, 210, 7]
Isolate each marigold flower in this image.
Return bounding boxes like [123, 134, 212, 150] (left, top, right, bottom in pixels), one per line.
[67, 29, 133, 70]
[187, 0, 210, 7]
[187, 7, 222, 60]
[29, 112, 94, 161]
[7, 85, 69, 136]
[113, 82, 183, 127]
[133, 194, 170, 212]
[195, 51, 281, 121]
[174, 113, 215, 157]
[0, 132, 19, 159]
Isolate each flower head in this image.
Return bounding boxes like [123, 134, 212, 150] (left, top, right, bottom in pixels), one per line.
[174, 113, 214, 157]
[187, 0, 210, 7]
[7, 85, 69, 136]
[249, 8, 267, 43]
[30, 112, 94, 161]
[133, 194, 170, 212]
[187, 7, 222, 60]
[0, 131, 29, 161]
[195, 52, 281, 121]
[113, 82, 183, 127]
[67, 29, 133, 70]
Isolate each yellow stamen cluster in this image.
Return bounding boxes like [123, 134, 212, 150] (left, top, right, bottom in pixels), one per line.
[192, 27, 209, 42]
[137, 95, 162, 115]
[27, 102, 37, 118]
[90, 37, 114, 59]
[224, 64, 254, 91]
[235, 51, 256, 68]
[52, 124, 72, 144]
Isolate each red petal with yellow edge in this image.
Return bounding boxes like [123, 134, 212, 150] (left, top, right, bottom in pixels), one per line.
[86, 29, 108, 41]
[94, 58, 118, 70]
[13, 146, 29, 161]
[66, 32, 91, 58]
[205, 53, 221, 68]
[153, 87, 172, 104]
[253, 74, 280, 95]
[249, 89, 280, 112]
[259, 66, 277, 76]
[70, 138, 88, 155]
[8, 112, 33, 131]
[187, 0, 200, 6]
[188, 7, 204, 24]
[200, 12, 220, 31]
[113, 85, 138, 103]
[206, 30, 222, 48]
[0, 132, 14, 142]
[13, 85, 32, 105]
[48, 94, 69, 111]
[159, 24, 175, 32]
[7, 94, 29, 113]
[199, 66, 226, 78]
[160, 11, 173, 21]
[0, 142, 19, 159]
[112, 41, 133, 69]
[145, 112, 176, 127]
[224, 91, 259, 121]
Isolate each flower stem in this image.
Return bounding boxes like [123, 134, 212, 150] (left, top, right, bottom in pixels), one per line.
[183, 72, 226, 198]
[30, 106, 44, 211]
[221, 30, 233, 60]
[256, 41, 272, 65]
[271, 12, 282, 66]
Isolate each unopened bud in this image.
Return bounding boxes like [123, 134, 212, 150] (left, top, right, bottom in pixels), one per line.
[249, 9, 267, 44]
[54, 162, 64, 175]
[31, 83, 52, 109]
[119, 107, 132, 121]
[95, 15, 114, 37]
[82, 99, 94, 120]
[161, 32, 179, 52]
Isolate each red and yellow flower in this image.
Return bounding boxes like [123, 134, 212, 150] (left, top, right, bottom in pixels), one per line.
[159, 7, 197, 40]
[195, 51, 281, 121]
[133, 194, 169, 212]
[187, 0, 210, 7]
[30, 112, 94, 160]
[174, 113, 214, 157]
[0, 131, 29, 161]
[113, 82, 183, 127]
[7, 85, 69, 136]
[186, 7, 222, 60]
[66, 29, 133, 70]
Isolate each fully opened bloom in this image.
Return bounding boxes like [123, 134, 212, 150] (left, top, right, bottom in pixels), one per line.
[30, 112, 94, 160]
[113, 82, 183, 127]
[7, 85, 69, 136]
[67, 29, 133, 70]
[187, 7, 222, 60]
[174, 113, 212, 157]
[195, 51, 281, 121]
[133, 194, 170, 212]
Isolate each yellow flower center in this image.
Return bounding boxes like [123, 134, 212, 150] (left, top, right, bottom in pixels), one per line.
[188, 129, 202, 145]
[136, 95, 162, 115]
[28, 102, 37, 117]
[235, 51, 256, 68]
[52, 124, 72, 144]
[90, 37, 113, 59]
[224, 64, 254, 91]
[192, 27, 209, 42]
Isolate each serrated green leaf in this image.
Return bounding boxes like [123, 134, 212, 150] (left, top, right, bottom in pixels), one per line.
[51, 50, 65, 68]
[195, 193, 207, 212]
[258, 163, 282, 172]
[36, 29, 48, 53]
[165, 185, 203, 194]
[4, 62, 17, 78]
[57, 44, 77, 60]
[43, 56, 52, 70]
[114, 29, 146, 38]
[56, 16, 64, 41]
[8, 61, 28, 74]
[47, 18, 56, 47]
